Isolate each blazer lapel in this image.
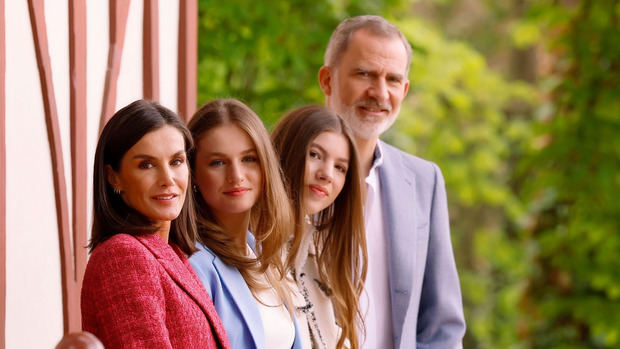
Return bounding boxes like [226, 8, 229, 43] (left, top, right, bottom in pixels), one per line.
[135, 234, 229, 347]
[212, 255, 265, 348]
[378, 141, 418, 344]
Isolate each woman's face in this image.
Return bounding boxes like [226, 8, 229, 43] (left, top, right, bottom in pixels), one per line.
[194, 123, 262, 222]
[107, 125, 188, 228]
[303, 131, 350, 215]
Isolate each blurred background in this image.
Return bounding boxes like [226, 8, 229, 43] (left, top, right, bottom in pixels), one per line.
[196, 0, 620, 347]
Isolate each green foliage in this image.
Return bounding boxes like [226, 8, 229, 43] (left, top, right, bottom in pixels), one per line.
[197, 0, 339, 124]
[518, 0, 620, 347]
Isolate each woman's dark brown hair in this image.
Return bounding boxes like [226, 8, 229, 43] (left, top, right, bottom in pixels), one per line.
[89, 99, 198, 255]
[272, 105, 368, 349]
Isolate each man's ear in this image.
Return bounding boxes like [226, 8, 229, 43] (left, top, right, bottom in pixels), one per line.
[318, 66, 333, 96]
[105, 165, 121, 192]
[403, 79, 410, 97]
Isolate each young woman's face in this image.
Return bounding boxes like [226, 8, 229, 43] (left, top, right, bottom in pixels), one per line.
[107, 125, 188, 228]
[303, 131, 350, 215]
[194, 123, 262, 221]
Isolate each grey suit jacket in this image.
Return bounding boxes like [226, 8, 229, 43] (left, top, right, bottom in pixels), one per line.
[378, 141, 466, 348]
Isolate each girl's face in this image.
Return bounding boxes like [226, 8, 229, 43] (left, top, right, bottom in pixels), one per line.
[193, 123, 262, 222]
[107, 125, 188, 231]
[303, 131, 350, 215]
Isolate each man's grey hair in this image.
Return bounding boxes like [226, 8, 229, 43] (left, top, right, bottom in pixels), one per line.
[324, 15, 413, 74]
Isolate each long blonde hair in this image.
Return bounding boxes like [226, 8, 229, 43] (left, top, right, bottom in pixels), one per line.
[272, 105, 368, 349]
[188, 98, 292, 297]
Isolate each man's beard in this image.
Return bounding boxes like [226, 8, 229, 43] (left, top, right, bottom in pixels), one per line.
[331, 98, 396, 140]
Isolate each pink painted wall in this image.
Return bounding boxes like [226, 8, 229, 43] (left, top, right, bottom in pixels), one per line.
[0, 1, 196, 347]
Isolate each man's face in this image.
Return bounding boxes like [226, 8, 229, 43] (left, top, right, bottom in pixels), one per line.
[320, 29, 410, 141]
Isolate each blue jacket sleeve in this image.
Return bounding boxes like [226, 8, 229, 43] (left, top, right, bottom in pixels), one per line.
[416, 164, 466, 349]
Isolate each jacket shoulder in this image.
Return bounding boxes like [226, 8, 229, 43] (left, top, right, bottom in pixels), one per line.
[84, 235, 161, 286]
[89, 234, 153, 261]
[380, 141, 442, 180]
[188, 243, 221, 292]
[191, 242, 218, 264]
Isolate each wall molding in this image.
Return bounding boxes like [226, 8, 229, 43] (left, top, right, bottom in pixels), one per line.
[143, 0, 159, 100]
[27, 0, 78, 333]
[178, 0, 197, 121]
[0, 0, 7, 346]
[99, 0, 131, 132]
[69, 0, 88, 317]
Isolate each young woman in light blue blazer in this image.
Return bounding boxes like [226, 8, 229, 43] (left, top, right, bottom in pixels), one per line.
[188, 99, 310, 349]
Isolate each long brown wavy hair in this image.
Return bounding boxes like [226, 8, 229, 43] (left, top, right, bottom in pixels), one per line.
[188, 98, 293, 297]
[272, 105, 368, 349]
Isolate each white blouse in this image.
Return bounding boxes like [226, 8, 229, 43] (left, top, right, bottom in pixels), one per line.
[248, 245, 312, 348]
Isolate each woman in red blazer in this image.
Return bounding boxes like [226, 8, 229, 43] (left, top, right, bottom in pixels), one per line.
[81, 100, 230, 348]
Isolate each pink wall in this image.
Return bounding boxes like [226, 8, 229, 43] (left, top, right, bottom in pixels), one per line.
[0, 1, 197, 347]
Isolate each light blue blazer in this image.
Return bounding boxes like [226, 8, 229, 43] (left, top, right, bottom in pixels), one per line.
[189, 234, 304, 349]
[378, 141, 466, 349]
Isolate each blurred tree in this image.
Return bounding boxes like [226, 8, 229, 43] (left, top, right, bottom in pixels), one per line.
[197, 0, 337, 124]
[518, 0, 620, 347]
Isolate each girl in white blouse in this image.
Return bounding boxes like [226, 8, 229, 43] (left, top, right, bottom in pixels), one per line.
[272, 105, 368, 349]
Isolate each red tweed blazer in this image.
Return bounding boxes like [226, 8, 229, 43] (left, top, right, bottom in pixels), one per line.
[81, 233, 230, 348]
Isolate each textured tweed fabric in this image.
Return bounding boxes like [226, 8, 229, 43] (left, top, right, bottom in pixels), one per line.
[81, 233, 230, 348]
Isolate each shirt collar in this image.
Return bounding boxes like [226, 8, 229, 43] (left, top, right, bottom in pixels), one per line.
[365, 142, 384, 187]
[369, 142, 384, 173]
